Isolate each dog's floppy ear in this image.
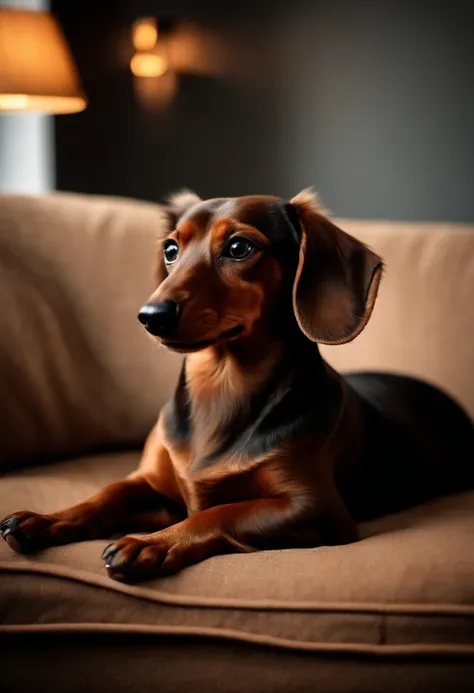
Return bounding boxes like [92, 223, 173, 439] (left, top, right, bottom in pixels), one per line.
[289, 189, 383, 345]
[155, 190, 202, 285]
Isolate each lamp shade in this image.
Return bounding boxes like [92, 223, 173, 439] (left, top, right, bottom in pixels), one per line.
[0, 8, 87, 113]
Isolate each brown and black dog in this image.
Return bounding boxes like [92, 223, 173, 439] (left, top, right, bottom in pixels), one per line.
[2, 190, 473, 582]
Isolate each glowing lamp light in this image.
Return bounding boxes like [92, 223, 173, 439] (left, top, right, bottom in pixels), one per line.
[0, 8, 87, 114]
[131, 17, 176, 108]
[132, 17, 158, 52]
[130, 51, 167, 78]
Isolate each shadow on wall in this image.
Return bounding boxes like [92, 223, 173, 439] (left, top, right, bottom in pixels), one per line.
[52, 0, 474, 222]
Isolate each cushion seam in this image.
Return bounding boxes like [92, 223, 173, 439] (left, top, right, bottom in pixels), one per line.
[1, 622, 473, 658]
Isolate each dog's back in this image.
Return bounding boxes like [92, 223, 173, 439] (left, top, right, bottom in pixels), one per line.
[342, 373, 474, 522]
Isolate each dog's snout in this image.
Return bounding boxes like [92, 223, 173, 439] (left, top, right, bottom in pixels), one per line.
[138, 300, 180, 337]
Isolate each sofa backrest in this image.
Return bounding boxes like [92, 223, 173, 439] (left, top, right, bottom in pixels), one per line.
[322, 218, 474, 420]
[0, 193, 181, 469]
[1, 193, 472, 469]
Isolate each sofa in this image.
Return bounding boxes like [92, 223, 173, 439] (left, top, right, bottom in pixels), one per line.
[0, 192, 473, 692]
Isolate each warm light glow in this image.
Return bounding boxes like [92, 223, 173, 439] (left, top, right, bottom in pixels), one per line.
[0, 8, 87, 114]
[0, 94, 29, 110]
[132, 17, 157, 52]
[133, 71, 178, 109]
[130, 16, 176, 106]
[0, 94, 86, 113]
[130, 52, 168, 78]
[167, 22, 228, 77]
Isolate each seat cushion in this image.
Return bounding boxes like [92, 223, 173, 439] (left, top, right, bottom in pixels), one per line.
[1, 452, 474, 659]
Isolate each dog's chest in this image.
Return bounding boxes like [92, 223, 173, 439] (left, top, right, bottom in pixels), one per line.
[164, 367, 251, 472]
[168, 444, 267, 514]
[163, 358, 293, 511]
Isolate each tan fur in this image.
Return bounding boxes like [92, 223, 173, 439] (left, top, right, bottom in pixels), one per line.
[186, 350, 248, 459]
[187, 349, 248, 401]
[186, 344, 282, 462]
[166, 190, 202, 218]
[132, 419, 182, 499]
[290, 188, 329, 216]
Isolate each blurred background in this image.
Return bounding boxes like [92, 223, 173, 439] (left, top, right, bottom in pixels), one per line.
[1, 0, 473, 221]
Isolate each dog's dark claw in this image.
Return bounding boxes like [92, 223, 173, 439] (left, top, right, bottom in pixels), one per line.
[101, 537, 169, 583]
[102, 540, 145, 578]
[0, 516, 35, 553]
[1, 516, 20, 535]
[102, 543, 117, 562]
[102, 543, 125, 569]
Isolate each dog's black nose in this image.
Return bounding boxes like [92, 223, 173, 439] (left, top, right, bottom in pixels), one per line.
[138, 300, 180, 337]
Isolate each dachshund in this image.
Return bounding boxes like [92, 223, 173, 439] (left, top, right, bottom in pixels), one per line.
[2, 189, 473, 582]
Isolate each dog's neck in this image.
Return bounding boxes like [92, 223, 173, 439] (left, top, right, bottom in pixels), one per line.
[185, 336, 282, 458]
[182, 329, 332, 467]
[186, 334, 284, 400]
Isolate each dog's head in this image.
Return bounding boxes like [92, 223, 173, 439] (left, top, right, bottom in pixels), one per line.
[138, 190, 383, 352]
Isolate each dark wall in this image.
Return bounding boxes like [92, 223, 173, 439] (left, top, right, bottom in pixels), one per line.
[53, 0, 474, 222]
[283, 1, 474, 222]
[52, 0, 288, 202]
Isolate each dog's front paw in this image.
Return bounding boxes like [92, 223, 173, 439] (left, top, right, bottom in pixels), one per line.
[102, 535, 179, 583]
[0, 512, 57, 553]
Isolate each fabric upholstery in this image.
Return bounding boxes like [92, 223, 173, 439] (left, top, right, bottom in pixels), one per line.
[1, 453, 474, 640]
[0, 193, 181, 469]
[1, 194, 474, 691]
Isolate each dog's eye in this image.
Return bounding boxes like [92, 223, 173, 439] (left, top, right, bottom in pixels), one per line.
[224, 237, 256, 261]
[163, 240, 179, 264]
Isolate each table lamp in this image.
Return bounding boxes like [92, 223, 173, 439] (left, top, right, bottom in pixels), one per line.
[0, 7, 87, 113]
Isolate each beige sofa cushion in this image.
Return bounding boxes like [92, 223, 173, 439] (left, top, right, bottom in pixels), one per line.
[1, 453, 474, 663]
[0, 193, 181, 469]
